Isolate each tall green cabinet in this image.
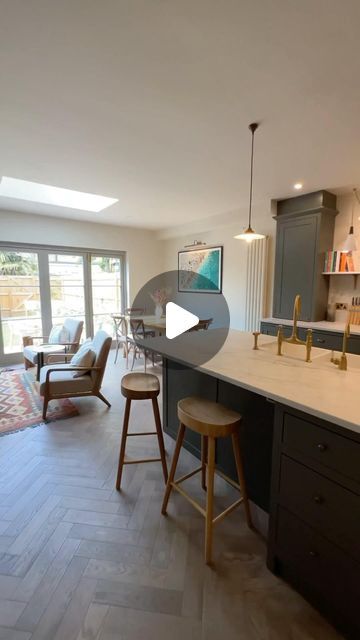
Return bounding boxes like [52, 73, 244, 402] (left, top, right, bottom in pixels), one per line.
[273, 190, 337, 321]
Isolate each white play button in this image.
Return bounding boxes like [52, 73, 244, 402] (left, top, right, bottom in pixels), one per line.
[165, 302, 199, 339]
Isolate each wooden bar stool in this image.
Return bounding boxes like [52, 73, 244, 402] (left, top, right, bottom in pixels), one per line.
[161, 396, 252, 564]
[116, 373, 168, 490]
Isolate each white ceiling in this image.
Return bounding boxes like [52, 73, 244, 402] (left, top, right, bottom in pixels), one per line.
[1, 0, 360, 229]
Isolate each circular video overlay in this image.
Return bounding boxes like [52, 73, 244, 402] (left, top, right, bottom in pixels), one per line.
[131, 269, 230, 367]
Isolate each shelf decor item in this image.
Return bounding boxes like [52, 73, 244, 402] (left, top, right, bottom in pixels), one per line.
[234, 122, 265, 242]
[178, 245, 223, 293]
[323, 249, 360, 274]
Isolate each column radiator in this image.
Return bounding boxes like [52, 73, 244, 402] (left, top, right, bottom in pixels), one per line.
[245, 237, 268, 331]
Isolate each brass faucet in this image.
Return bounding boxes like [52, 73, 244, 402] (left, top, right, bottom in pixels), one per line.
[331, 321, 350, 371]
[277, 294, 313, 362]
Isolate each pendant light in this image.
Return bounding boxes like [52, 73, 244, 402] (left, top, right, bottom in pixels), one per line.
[342, 188, 358, 253]
[234, 122, 265, 242]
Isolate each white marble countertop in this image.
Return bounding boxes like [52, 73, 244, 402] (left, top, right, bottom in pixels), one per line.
[145, 329, 360, 434]
[262, 317, 360, 334]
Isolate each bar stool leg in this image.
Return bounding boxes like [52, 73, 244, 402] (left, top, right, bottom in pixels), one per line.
[205, 436, 216, 565]
[201, 435, 208, 491]
[231, 431, 253, 529]
[116, 398, 131, 491]
[152, 397, 168, 483]
[161, 423, 185, 515]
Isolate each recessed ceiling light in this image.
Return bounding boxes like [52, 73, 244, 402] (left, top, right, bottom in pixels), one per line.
[0, 177, 118, 212]
[294, 182, 303, 190]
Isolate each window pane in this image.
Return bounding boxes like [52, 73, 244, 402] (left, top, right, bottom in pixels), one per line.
[93, 314, 115, 336]
[91, 256, 122, 337]
[49, 254, 86, 328]
[0, 251, 41, 353]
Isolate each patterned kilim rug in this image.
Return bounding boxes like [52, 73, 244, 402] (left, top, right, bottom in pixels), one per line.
[0, 369, 79, 435]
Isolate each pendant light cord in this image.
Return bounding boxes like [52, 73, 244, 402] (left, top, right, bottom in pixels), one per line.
[354, 188, 360, 208]
[352, 187, 360, 226]
[248, 123, 258, 229]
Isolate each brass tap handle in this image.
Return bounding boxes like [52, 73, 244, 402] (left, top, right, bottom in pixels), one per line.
[305, 329, 312, 363]
[277, 325, 283, 356]
[252, 331, 260, 350]
[339, 354, 348, 371]
[331, 321, 350, 370]
[339, 321, 350, 370]
[290, 294, 301, 341]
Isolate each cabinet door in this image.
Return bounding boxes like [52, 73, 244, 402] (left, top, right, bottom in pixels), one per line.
[273, 214, 318, 320]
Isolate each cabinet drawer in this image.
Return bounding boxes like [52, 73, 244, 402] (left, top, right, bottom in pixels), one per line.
[348, 336, 360, 355]
[260, 322, 278, 336]
[312, 331, 342, 350]
[279, 456, 360, 561]
[283, 412, 360, 485]
[276, 507, 360, 636]
[260, 323, 307, 341]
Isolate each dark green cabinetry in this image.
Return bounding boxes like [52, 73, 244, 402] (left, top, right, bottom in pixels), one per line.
[260, 320, 360, 355]
[273, 190, 337, 321]
[268, 404, 360, 639]
[163, 356, 360, 637]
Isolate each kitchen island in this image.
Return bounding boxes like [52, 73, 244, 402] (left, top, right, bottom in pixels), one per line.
[144, 329, 360, 639]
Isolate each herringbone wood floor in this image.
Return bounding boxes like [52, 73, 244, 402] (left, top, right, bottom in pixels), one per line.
[0, 353, 342, 640]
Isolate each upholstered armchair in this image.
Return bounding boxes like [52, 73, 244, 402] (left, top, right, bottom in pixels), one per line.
[39, 330, 112, 419]
[23, 318, 84, 370]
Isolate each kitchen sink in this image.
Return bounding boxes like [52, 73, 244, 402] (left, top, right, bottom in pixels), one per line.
[314, 350, 360, 372]
[259, 339, 326, 361]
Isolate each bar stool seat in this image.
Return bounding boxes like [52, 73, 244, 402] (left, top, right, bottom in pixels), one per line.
[161, 396, 252, 565]
[121, 372, 160, 399]
[116, 373, 168, 490]
[177, 396, 241, 436]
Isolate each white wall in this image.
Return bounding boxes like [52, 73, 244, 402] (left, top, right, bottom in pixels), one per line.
[0, 209, 162, 303]
[158, 204, 276, 330]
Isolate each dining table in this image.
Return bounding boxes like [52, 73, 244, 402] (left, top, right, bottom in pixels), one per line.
[112, 313, 166, 335]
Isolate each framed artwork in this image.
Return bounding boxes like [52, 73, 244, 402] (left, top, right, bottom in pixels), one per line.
[178, 245, 223, 293]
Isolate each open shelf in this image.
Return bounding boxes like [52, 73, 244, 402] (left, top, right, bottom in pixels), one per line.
[322, 271, 360, 288]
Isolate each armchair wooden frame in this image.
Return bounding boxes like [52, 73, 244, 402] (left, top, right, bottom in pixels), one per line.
[42, 355, 111, 420]
[23, 335, 80, 370]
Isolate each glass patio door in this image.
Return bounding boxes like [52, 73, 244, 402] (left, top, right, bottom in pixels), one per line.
[91, 255, 123, 337]
[0, 250, 43, 356]
[48, 253, 86, 333]
[0, 244, 126, 364]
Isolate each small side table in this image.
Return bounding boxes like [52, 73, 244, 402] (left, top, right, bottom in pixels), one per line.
[35, 345, 66, 381]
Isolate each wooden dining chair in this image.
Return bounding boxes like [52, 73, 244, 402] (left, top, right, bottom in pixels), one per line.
[112, 315, 133, 366]
[188, 318, 213, 332]
[129, 319, 155, 372]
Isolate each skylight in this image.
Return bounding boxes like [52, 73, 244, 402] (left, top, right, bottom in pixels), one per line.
[0, 177, 118, 212]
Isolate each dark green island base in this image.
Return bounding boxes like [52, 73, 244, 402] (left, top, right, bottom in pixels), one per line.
[162, 357, 360, 640]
